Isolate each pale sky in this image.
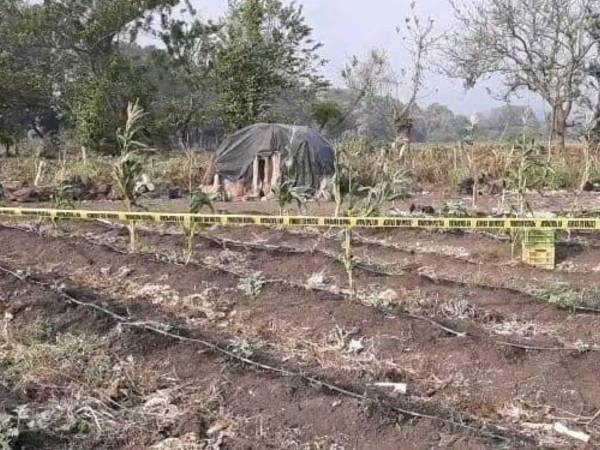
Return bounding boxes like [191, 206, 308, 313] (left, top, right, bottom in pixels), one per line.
[179, 0, 547, 117]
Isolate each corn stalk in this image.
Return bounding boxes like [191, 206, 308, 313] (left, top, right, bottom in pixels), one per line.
[182, 218, 198, 265]
[341, 228, 355, 297]
[33, 159, 45, 187]
[112, 100, 149, 252]
[182, 191, 215, 264]
[50, 184, 75, 232]
[333, 148, 353, 217]
[272, 181, 310, 216]
[117, 100, 148, 156]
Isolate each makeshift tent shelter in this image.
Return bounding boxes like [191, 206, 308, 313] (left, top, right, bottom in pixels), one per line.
[212, 123, 335, 198]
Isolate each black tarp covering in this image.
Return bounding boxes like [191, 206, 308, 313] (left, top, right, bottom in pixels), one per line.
[215, 123, 335, 190]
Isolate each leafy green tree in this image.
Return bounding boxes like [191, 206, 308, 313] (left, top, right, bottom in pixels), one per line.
[27, 0, 178, 74]
[159, 0, 326, 134]
[0, 0, 54, 149]
[311, 100, 343, 132]
[72, 55, 153, 154]
[164, 0, 325, 132]
[18, 0, 179, 154]
[157, 17, 222, 147]
[215, 0, 326, 131]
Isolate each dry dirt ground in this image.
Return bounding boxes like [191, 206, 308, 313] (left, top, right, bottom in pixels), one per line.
[1, 198, 600, 449]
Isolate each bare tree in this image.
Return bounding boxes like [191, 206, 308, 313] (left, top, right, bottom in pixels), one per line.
[445, 0, 599, 149]
[338, 49, 396, 129]
[393, 2, 440, 152]
[338, 2, 440, 152]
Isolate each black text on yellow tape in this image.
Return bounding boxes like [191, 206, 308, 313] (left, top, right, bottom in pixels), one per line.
[0, 207, 599, 231]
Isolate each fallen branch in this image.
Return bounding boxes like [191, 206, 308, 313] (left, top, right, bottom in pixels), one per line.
[553, 422, 590, 443]
[587, 410, 600, 426]
[404, 313, 467, 338]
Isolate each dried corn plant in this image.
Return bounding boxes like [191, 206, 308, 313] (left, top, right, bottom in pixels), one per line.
[183, 191, 215, 264]
[112, 100, 149, 252]
[341, 228, 355, 298]
[50, 183, 75, 232]
[332, 148, 351, 217]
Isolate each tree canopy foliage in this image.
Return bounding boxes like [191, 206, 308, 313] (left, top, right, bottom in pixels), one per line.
[446, 0, 600, 147]
[160, 0, 327, 133]
[0, 0, 54, 140]
[2, 0, 598, 154]
[1, 0, 180, 153]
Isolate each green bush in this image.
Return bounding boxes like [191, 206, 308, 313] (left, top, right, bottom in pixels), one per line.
[73, 56, 154, 155]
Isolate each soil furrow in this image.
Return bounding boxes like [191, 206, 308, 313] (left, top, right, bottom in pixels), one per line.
[1, 224, 600, 449]
[0, 261, 532, 449]
[80, 218, 600, 313]
[5, 222, 599, 349]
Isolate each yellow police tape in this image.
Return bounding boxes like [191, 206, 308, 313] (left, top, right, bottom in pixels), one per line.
[0, 206, 599, 230]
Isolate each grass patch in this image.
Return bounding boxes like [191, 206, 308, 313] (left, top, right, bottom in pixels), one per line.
[527, 284, 600, 311]
[237, 274, 266, 297]
[2, 331, 107, 390]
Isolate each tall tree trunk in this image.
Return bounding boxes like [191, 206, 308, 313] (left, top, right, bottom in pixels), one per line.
[588, 89, 600, 146]
[551, 104, 569, 150]
[394, 122, 413, 161]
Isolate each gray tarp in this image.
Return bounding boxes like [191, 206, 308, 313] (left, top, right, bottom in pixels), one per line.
[215, 123, 335, 190]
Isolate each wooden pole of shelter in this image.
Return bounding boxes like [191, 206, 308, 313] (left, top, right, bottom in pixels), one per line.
[271, 153, 281, 187]
[263, 155, 273, 192]
[252, 155, 260, 196]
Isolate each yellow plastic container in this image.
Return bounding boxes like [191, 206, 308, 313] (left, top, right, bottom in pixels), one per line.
[522, 230, 556, 270]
